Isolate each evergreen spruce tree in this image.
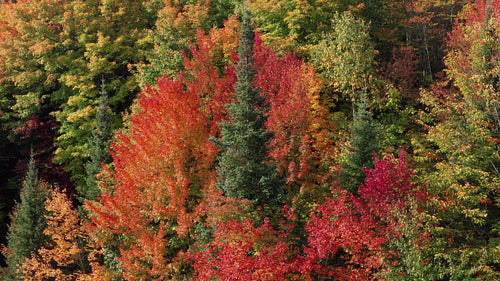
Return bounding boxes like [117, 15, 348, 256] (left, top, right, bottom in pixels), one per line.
[215, 7, 283, 210]
[3, 152, 49, 281]
[81, 81, 113, 201]
[340, 93, 379, 194]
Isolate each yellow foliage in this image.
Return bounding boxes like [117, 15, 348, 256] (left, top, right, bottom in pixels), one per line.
[66, 106, 95, 123]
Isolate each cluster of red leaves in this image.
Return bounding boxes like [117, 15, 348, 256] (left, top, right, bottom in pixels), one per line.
[301, 191, 387, 280]
[383, 46, 417, 96]
[189, 218, 295, 281]
[253, 33, 336, 195]
[12, 115, 74, 192]
[300, 150, 425, 280]
[359, 150, 423, 218]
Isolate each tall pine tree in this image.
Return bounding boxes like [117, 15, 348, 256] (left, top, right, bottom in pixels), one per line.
[81, 81, 113, 201]
[215, 7, 283, 210]
[3, 152, 49, 281]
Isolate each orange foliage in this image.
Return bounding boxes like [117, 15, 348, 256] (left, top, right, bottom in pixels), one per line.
[85, 24, 236, 279]
[157, 0, 211, 36]
[20, 189, 87, 280]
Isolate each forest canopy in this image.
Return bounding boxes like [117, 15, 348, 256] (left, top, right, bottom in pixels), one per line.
[0, 0, 499, 280]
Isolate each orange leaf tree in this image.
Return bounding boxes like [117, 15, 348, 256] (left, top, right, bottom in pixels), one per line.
[85, 22, 237, 279]
[20, 188, 87, 280]
[253, 32, 336, 197]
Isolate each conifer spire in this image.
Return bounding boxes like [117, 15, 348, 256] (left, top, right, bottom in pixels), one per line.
[81, 81, 113, 201]
[215, 7, 283, 209]
[3, 152, 49, 281]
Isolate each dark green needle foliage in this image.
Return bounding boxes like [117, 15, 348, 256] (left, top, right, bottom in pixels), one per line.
[215, 7, 284, 210]
[340, 94, 379, 194]
[3, 153, 49, 281]
[82, 82, 114, 201]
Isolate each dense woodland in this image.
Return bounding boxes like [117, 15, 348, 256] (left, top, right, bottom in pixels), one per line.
[0, 0, 499, 280]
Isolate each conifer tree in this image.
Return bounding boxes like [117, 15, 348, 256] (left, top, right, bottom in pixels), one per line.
[215, 7, 283, 210]
[340, 93, 379, 193]
[81, 82, 113, 201]
[3, 153, 48, 281]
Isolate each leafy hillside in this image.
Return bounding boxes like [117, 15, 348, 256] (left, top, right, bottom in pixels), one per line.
[0, 0, 499, 280]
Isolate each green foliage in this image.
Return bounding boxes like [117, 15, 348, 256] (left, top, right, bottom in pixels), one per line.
[313, 11, 380, 193]
[215, 8, 284, 210]
[53, 0, 161, 187]
[249, 0, 353, 54]
[378, 198, 448, 281]
[81, 82, 113, 201]
[3, 154, 49, 281]
[137, 0, 238, 85]
[311, 11, 375, 103]
[415, 1, 500, 278]
[340, 94, 379, 193]
[374, 85, 419, 149]
[0, 0, 158, 189]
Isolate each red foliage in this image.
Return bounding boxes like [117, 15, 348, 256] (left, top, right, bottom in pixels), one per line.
[253, 33, 336, 195]
[383, 46, 417, 96]
[359, 150, 422, 218]
[301, 150, 426, 280]
[189, 218, 295, 281]
[301, 191, 386, 280]
[13, 115, 74, 192]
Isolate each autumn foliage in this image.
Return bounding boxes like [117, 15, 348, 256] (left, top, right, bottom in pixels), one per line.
[20, 188, 86, 280]
[254, 34, 336, 195]
[300, 151, 426, 280]
[190, 217, 295, 281]
[2, 1, 500, 280]
[84, 21, 237, 279]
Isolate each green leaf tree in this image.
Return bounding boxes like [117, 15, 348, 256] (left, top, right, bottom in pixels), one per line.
[0, 0, 159, 189]
[2, 153, 49, 281]
[312, 12, 379, 192]
[215, 7, 284, 211]
[311, 11, 376, 105]
[417, 0, 500, 278]
[248, 0, 351, 54]
[53, 0, 161, 187]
